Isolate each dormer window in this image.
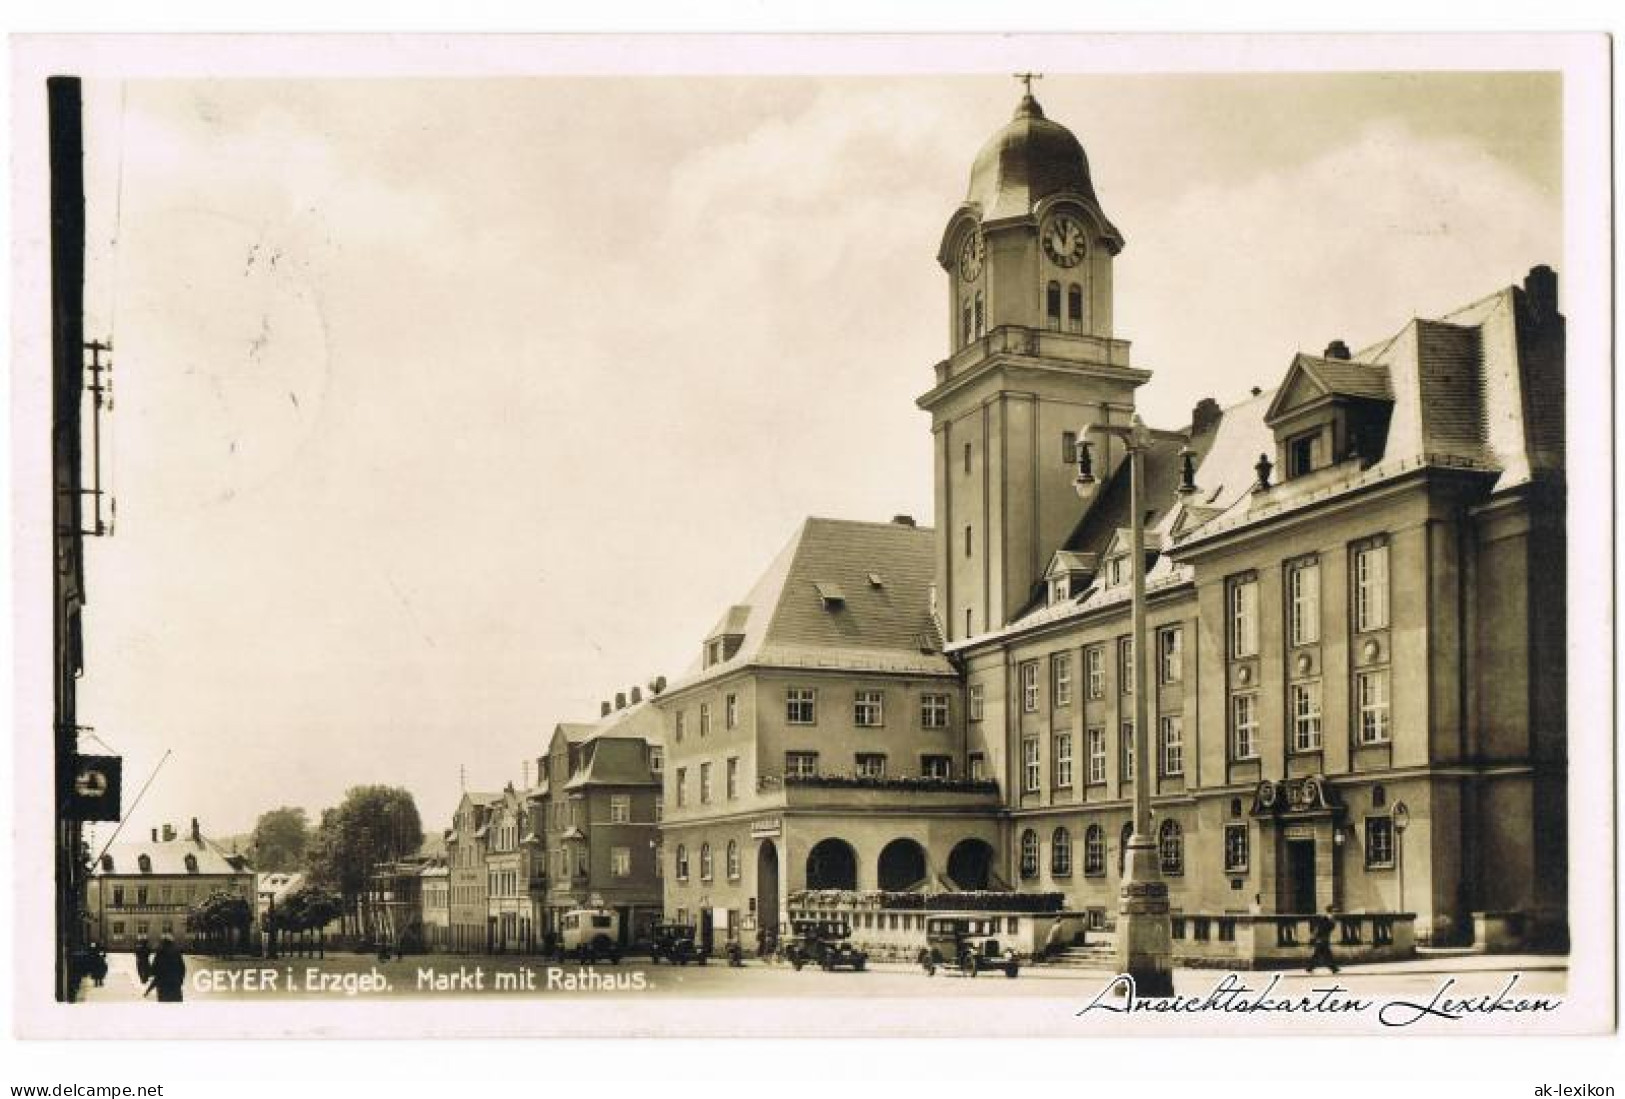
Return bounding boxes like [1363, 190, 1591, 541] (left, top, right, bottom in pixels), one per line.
[814, 582, 846, 609]
[1043, 550, 1097, 606]
[184, 854, 199, 874]
[100, 855, 113, 873]
[1287, 430, 1323, 478]
[137, 854, 152, 874]
[1107, 555, 1128, 588]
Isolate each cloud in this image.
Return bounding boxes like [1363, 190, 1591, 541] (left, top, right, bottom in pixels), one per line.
[1118, 119, 1559, 427]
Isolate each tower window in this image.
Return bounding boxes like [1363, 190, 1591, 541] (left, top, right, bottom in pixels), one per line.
[1067, 283, 1084, 333]
[974, 291, 985, 337]
[961, 299, 973, 347]
[963, 442, 972, 474]
[964, 524, 972, 558]
[1062, 430, 1077, 464]
[1046, 281, 1062, 331]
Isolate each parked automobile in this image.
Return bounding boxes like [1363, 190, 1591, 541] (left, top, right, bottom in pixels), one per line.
[917, 916, 1019, 978]
[558, 908, 622, 963]
[648, 922, 703, 966]
[783, 918, 868, 972]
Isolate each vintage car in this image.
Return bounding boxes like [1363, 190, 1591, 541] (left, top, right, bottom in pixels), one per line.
[917, 916, 1020, 978]
[783, 918, 868, 972]
[558, 908, 622, 963]
[647, 922, 704, 966]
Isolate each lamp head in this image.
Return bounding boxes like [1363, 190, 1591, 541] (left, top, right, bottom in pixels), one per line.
[1073, 436, 1098, 501]
[1177, 442, 1199, 496]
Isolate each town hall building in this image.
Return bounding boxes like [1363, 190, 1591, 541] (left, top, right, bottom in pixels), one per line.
[657, 88, 1567, 952]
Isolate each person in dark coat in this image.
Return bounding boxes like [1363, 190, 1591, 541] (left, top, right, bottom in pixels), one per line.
[87, 944, 108, 987]
[133, 939, 152, 985]
[148, 934, 187, 1002]
[1305, 906, 1340, 974]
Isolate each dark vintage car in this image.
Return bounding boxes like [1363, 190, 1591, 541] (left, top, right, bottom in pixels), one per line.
[648, 922, 704, 966]
[784, 918, 868, 972]
[917, 916, 1019, 978]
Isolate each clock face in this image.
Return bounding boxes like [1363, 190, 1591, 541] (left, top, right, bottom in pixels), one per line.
[958, 232, 984, 282]
[1043, 214, 1087, 268]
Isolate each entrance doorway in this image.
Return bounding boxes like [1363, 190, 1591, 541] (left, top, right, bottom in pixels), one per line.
[756, 841, 780, 939]
[1285, 839, 1317, 914]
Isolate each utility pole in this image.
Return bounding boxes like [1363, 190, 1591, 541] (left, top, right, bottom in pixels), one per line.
[50, 74, 88, 1003]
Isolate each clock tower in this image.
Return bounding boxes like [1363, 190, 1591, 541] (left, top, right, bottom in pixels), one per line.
[919, 90, 1150, 641]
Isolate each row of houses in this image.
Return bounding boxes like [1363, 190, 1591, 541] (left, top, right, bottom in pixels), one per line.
[376, 704, 667, 954]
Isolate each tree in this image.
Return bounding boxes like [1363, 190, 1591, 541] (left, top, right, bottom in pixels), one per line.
[307, 786, 423, 934]
[267, 883, 343, 958]
[249, 806, 310, 872]
[186, 889, 254, 955]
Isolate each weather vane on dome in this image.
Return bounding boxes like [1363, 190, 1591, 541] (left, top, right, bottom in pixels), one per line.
[1014, 72, 1043, 96]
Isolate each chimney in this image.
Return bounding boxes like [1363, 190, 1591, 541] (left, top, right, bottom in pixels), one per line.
[190, 817, 200, 842]
[615, 691, 627, 711]
[1190, 397, 1222, 435]
[600, 700, 611, 718]
[161, 823, 175, 842]
[1250, 386, 1262, 398]
[651, 675, 667, 696]
[891, 514, 916, 527]
[1524, 264, 1558, 319]
[1323, 339, 1351, 361]
[150, 828, 158, 842]
[630, 685, 643, 705]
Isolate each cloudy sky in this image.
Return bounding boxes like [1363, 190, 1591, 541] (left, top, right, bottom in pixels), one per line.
[68, 65, 1560, 841]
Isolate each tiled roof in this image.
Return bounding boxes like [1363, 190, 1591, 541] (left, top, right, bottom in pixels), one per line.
[706, 604, 751, 640]
[669, 518, 954, 691]
[556, 723, 599, 745]
[562, 736, 660, 789]
[1291, 353, 1394, 404]
[96, 834, 251, 878]
[978, 389, 1274, 642]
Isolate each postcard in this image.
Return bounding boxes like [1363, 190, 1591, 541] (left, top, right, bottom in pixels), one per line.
[9, 32, 1613, 1039]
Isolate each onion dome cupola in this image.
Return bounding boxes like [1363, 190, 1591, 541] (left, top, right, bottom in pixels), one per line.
[939, 92, 1124, 348]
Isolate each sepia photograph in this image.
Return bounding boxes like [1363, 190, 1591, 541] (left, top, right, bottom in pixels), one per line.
[9, 32, 1614, 1047]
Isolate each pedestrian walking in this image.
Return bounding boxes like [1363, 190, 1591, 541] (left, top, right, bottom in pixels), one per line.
[1305, 906, 1340, 974]
[133, 938, 152, 985]
[147, 934, 187, 1002]
[88, 944, 108, 987]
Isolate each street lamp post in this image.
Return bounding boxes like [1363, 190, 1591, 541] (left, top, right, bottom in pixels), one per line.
[1391, 801, 1410, 915]
[1075, 415, 1175, 998]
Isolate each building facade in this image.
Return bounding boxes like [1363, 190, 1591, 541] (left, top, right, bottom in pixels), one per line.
[649, 90, 1567, 953]
[928, 93, 1567, 948]
[535, 703, 665, 946]
[656, 517, 1003, 950]
[88, 820, 256, 951]
[419, 859, 449, 949]
[444, 791, 498, 952]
